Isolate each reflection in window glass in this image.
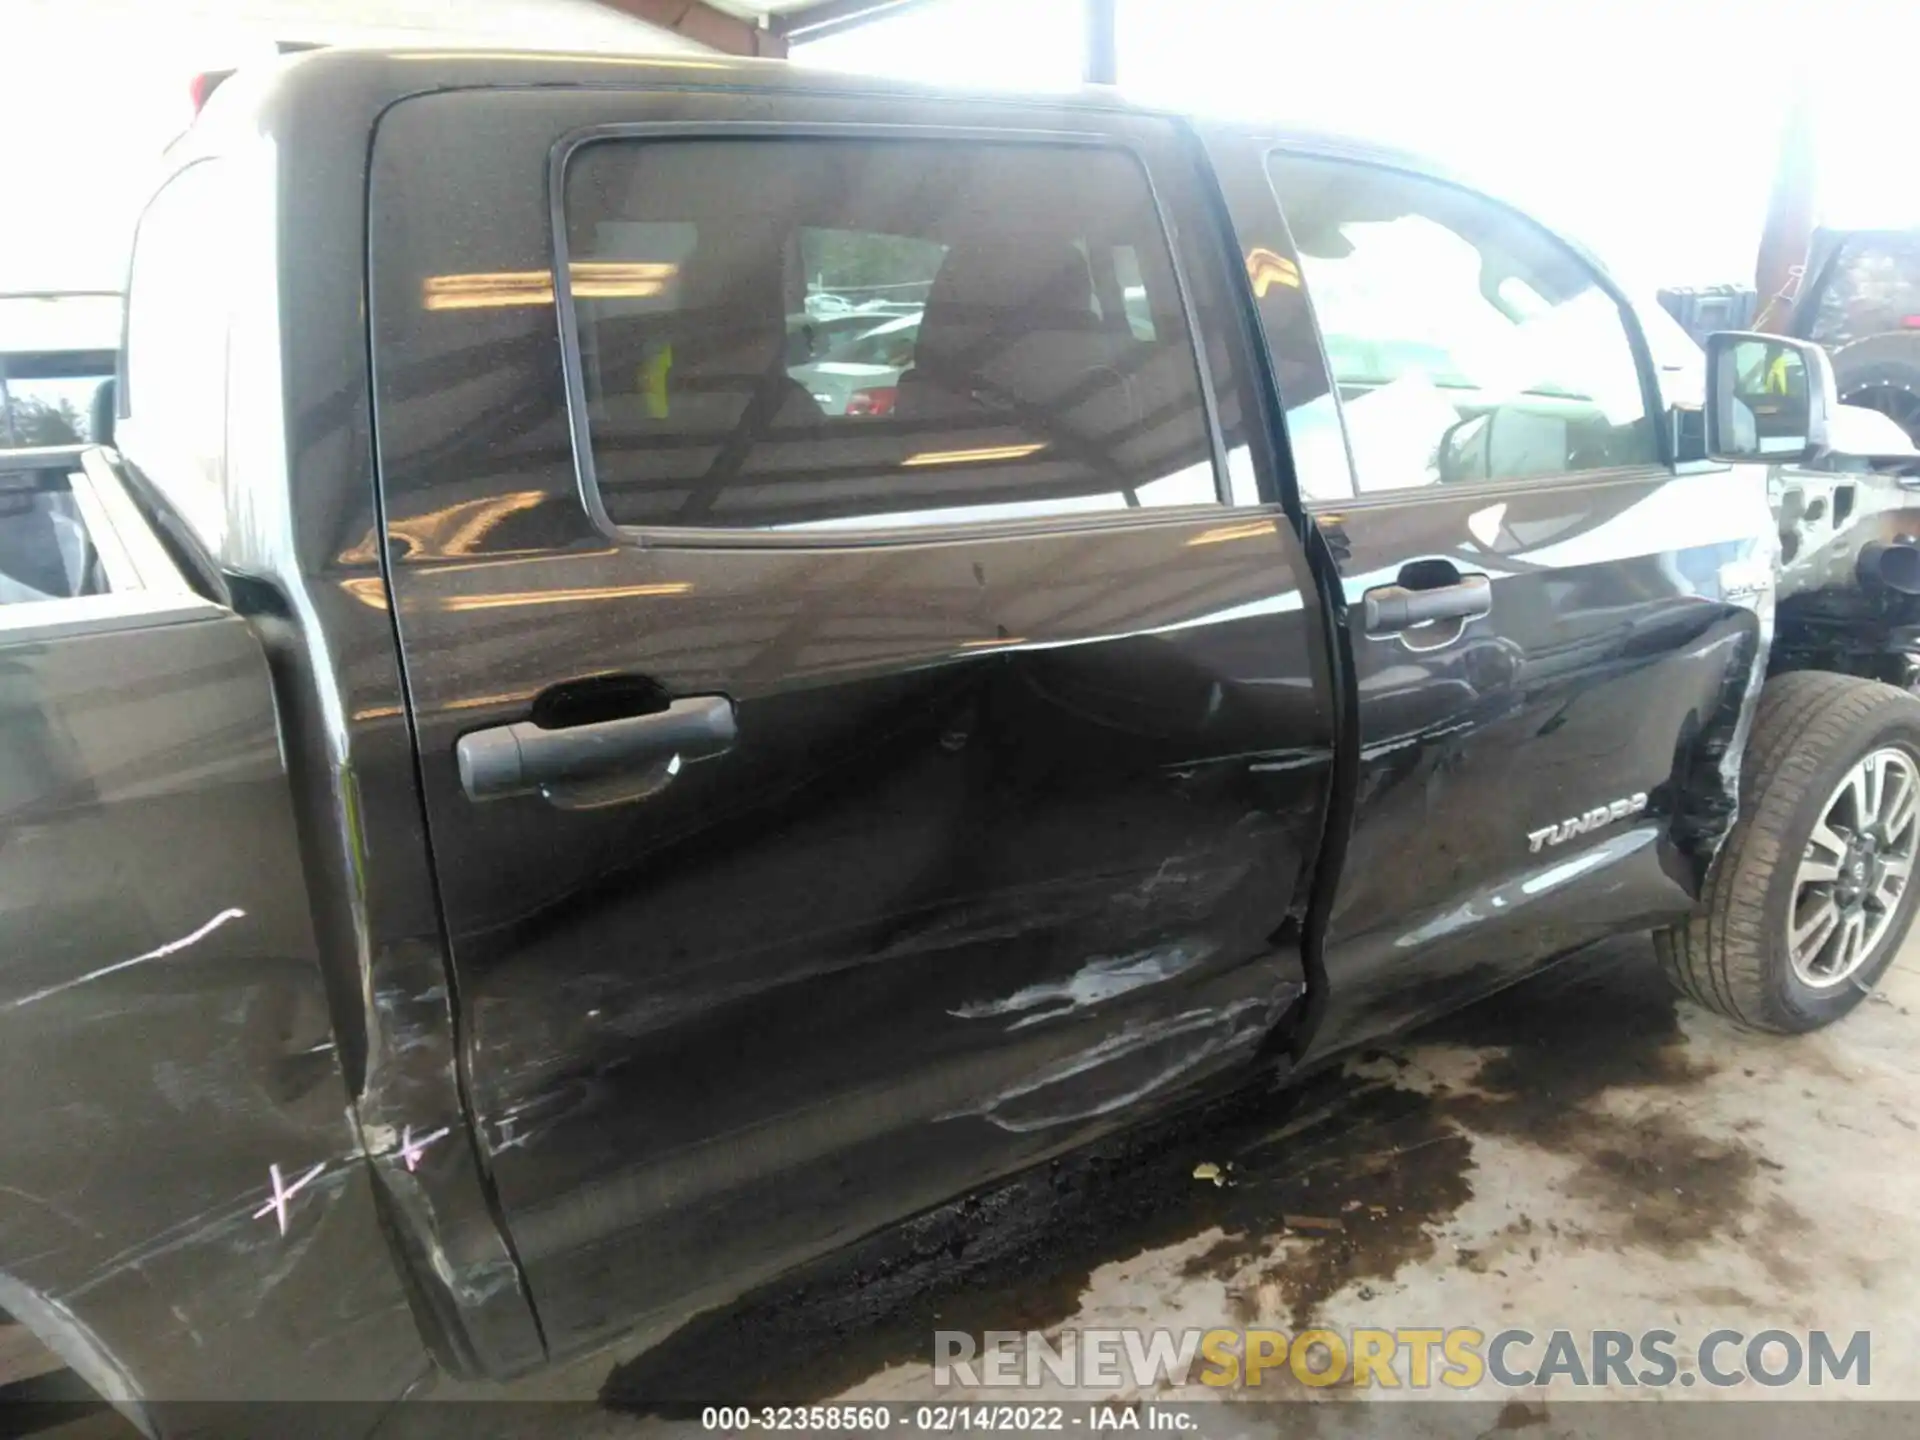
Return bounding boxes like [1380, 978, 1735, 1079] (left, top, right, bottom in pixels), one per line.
[1808, 234, 1920, 347]
[0, 480, 105, 604]
[0, 291, 118, 448]
[785, 230, 941, 421]
[564, 140, 1219, 531]
[1720, 337, 1811, 457]
[0, 378, 94, 446]
[1267, 155, 1656, 495]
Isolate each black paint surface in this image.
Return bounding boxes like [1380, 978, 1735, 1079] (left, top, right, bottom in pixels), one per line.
[0, 50, 1783, 1425]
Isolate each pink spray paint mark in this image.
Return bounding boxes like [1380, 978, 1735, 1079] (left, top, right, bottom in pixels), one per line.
[251, 1161, 326, 1237]
[399, 1125, 451, 1173]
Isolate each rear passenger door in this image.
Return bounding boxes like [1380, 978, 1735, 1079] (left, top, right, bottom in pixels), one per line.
[1209, 137, 1776, 1058]
[370, 89, 1335, 1357]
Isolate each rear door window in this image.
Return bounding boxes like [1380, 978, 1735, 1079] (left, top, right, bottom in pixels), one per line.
[562, 139, 1220, 532]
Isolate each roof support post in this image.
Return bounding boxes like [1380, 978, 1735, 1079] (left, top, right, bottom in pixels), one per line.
[1084, 0, 1118, 84]
[1753, 80, 1818, 333]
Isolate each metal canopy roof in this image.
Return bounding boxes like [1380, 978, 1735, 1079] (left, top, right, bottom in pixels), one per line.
[588, 0, 937, 55]
[591, 0, 1117, 80]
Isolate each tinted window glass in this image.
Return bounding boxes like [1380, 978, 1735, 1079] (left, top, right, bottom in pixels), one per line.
[0, 478, 106, 604]
[0, 378, 92, 446]
[1807, 234, 1920, 346]
[1267, 155, 1656, 497]
[564, 140, 1219, 531]
[0, 294, 117, 446]
[121, 161, 233, 549]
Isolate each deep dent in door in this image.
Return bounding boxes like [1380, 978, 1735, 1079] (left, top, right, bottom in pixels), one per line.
[1294, 468, 1778, 1064]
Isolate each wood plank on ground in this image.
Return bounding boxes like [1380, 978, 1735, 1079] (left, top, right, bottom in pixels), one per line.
[0, 1320, 66, 1387]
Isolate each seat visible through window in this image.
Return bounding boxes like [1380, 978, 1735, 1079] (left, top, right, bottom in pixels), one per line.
[563, 138, 1221, 531]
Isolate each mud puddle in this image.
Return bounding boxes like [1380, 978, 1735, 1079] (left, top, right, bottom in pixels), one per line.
[604, 936, 1753, 1411]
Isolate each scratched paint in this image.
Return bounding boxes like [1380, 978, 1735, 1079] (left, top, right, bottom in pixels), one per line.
[4, 908, 247, 1010]
[0, 605, 430, 1403]
[947, 943, 1213, 1030]
[941, 998, 1280, 1134]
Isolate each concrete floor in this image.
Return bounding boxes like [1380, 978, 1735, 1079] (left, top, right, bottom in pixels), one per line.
[829, 928, 1920, 1407]
[553, 928, 1920, 1430]
[397, 925, 1912, 1440]
[31, 930, 1920, 1436]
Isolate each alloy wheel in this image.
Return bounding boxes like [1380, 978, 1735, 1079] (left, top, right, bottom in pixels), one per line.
[1789, 745, 1920, 988]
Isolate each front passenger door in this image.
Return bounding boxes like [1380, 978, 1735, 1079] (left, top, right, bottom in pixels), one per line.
[1249, 149, 1777, 1056]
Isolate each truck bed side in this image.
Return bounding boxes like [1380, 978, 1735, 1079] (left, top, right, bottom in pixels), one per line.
[0, 448, 425, 1416]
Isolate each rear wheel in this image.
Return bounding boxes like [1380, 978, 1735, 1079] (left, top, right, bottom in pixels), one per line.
[1843, 381, 1920, 446]
[1831, 333, 1920, 447]
[1656, 671, 1920, 1031]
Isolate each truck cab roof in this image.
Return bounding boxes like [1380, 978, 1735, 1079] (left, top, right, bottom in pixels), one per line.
[185, 42, 1477, 197]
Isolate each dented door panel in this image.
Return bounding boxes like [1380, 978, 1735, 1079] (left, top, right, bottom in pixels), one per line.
[1200, 129, 1777, 1060]
[1304, 471, 1776, 1058]
[371, 90, 1335, 1356]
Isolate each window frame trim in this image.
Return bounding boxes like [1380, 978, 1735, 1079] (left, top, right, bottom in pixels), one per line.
[547, 119, 1245, 549]
[1261, 145, 1675, 512]
[1310, 460, 1692, 515]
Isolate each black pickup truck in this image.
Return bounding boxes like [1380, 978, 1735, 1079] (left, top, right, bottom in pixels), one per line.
[5, 47, 1920, 1430]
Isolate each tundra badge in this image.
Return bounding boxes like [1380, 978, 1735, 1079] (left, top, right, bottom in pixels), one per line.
[1528, 792, 1649, 853]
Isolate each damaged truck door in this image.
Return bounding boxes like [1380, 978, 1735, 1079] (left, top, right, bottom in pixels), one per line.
[370, 90, 1336, 1358]
[16, 52, 1920, 1419]
[1220, 146, 1777, 1056]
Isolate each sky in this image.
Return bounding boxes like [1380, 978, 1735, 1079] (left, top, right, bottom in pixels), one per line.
[1, 0, 1914, 300]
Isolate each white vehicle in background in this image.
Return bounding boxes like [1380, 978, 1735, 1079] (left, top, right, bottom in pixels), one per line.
[787, 308, 922, 415]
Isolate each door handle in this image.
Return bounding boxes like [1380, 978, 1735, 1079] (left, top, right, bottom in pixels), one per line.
[1361, 573, 1492, 635]
[457, 695, 735, 807]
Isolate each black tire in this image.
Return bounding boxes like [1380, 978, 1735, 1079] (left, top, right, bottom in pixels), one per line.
[1655, 671, 1920, 1032]
[1831, 334, 1920, 446]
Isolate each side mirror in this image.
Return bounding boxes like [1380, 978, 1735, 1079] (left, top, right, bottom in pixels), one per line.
[1704, 331, 1836, 464]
